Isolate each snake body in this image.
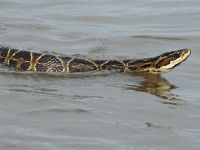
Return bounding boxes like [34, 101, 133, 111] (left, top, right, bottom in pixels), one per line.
[0, 46, 191, 73]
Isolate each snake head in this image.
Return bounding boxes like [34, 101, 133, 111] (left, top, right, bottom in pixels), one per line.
[154, 49, 191, 73]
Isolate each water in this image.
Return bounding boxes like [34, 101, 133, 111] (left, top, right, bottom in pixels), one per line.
[0, 0, 200, 149]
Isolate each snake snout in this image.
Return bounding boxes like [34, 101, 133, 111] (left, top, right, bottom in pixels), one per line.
[154, 48, 191, 72]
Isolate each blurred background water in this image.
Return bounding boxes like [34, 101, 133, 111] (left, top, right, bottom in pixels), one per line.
[0, 0, 200, 149]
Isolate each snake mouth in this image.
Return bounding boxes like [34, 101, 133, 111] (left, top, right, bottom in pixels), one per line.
[155, 49, 191, 72]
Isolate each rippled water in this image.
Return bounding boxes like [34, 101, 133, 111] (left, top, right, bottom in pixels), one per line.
[0, 0, 200, 149]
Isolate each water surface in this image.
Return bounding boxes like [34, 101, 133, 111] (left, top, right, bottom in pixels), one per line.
[0, 0, 200, 149]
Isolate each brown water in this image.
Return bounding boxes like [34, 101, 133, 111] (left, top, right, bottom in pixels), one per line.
[0, 0, 200, 149]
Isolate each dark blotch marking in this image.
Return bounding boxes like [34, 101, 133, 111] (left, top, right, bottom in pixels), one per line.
[127, 59, 155, 71]
[170, 53, 180, 60]
[68, 58, 97, 72]
[38, 55, 52, 63]
[8, 59, 18, 68]
[32, 52, 42, 61]
[93, 60, 107, 65]
[155, 58, 172, 68]
[38, 55, 62, 65]
[20, 62, 30, 71]
[127, 60, 141, 71]
[0, 58, 5, 63]
[140, 63, 152, 68]
[127, 66, 137, 71]
[92, 60, 107, 70]
[35, 63, 48, 72]
[101, 60, 124, 72]
[0, 47, 9, 58]
[128, 60, 141, 66]
[160, 52, 179, 58]
[36, 55, 64, 72]
[155, 51, 181, 68]
[9, 49, 20, 57]
[12, 51, 31, 61]
[51, 66, 64, 72]
[59, 56, 71, 63]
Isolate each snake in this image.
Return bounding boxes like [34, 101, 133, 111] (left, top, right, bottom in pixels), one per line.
[0, 46, 191, 74]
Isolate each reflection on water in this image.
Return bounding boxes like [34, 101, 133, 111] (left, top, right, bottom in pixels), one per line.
[126, 73, 184, 105]
[0, 65, 184, 106]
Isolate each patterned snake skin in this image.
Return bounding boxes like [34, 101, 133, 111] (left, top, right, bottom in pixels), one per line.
[0, 46, 191, 73]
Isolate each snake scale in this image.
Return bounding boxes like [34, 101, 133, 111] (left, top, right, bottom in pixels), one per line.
[0, 46, 191, 73]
